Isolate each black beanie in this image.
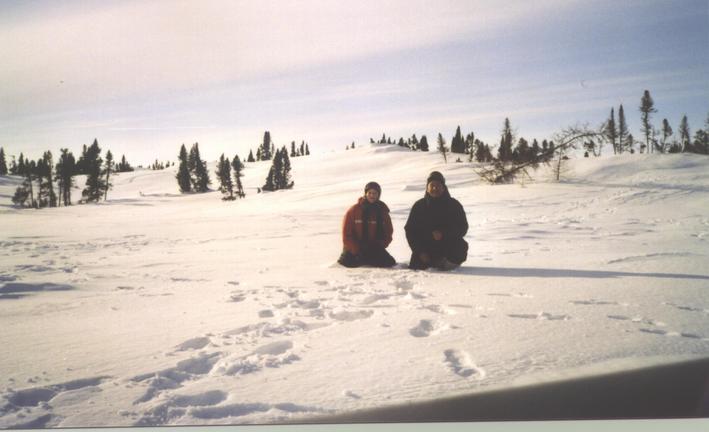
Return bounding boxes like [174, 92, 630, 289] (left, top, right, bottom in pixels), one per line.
[364, 181, 381, 195]
[427, 171, 445, 185]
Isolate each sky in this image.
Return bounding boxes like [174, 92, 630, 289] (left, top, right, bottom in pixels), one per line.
[1, 0, 708, 165]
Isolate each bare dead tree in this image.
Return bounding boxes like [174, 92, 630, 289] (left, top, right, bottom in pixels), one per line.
[476, 125, 606, 184]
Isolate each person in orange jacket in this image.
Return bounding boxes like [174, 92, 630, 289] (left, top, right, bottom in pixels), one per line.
[337, 181, 396, 268]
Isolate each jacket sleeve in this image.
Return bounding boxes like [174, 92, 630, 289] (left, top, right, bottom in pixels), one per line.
[380, 211, 394, 249]
[342, 207, 360, 254]
[404, 201, 425, 253]
[442, 199, 468, 240]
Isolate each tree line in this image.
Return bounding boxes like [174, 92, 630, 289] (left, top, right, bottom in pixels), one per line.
[176, 131, 304, 201]
[3, 139, 133, 208]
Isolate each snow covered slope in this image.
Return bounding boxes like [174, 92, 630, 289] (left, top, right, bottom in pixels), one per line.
[1, 145, 708, 427]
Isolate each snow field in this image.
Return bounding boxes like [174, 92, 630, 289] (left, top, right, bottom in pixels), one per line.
[1, 144, 708, 427]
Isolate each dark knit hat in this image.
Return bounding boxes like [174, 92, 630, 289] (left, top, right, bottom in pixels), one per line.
[364, 181, 381, 194]
[427, 171, 445, 185]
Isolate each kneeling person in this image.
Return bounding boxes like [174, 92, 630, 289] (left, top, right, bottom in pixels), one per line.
[338, 182, 396, 268]
[405, 171, 468, 270]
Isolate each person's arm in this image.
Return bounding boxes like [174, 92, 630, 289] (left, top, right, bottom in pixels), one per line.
[405, 202, 425, 253]
[442, 199, 468, 239]
[342, 207, 360, 255]
[380, 211, 394, 249]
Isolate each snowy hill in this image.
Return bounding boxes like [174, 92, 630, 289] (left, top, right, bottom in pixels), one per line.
[1, 145, 708, 427]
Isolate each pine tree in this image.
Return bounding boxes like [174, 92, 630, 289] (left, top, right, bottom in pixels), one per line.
[466, 133, 475, 162]
[498, 118, 514, 161]
[216, 153, 235, 200]
[117, 154, 134, 172]
[280, 147, 294, 189]
[605, 108, 618, 154]
[104, 150, 114, 201]
[12, 162, 36, 208]
[82, 139, 106, 202]
[451, 126, 465, 154]
[410, 134, 419, 151]
[76, 144, 88, 175]
[0, 147, 7, 175]
[291, 141, 297, 157]
[176, 144, 191, 193]
[56, 149, 76, 206]
[305, 143, 310, 155]
[618, 105, 629, 153]
[247, 149, 255, 163]
[661, 119, 673, 153]
[232, 155, 245, 198]
[299, 141, 305, 156]
[17, 153, 26, 176]
[40, 151, 57, 207]
[639, 90, 657, 154]
[513, 138, 530, 163]
[420, 135, 429, 151]
[679, 115, 691, 152]
[188, 143, 210, 192]
[437, 133, 448, 163]
[352, 141, 356, 149]
[260, 131, 273, 161]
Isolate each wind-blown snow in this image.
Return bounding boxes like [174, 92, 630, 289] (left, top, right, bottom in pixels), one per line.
[1, 145, 708, 427]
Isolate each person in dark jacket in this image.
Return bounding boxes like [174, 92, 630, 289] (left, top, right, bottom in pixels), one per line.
[405, 171, 468, 270]
[338, 181, 396, 268]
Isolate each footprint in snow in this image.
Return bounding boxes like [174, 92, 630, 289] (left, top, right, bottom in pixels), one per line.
[409, 319, 448, 337]
[508, 312, 570, 321]
[444, 349, 485, 379]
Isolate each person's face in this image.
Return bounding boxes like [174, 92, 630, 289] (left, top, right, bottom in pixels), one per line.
[427, 180, 444, 198]
[366, 188, 380, 203]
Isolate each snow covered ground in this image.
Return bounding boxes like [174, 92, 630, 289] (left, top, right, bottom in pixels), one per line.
[1, 144, 708, 427]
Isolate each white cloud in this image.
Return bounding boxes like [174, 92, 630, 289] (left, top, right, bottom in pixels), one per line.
[0, 0, 577, 114]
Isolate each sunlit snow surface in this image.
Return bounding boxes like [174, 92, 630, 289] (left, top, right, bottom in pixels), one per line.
[1, 144, 708, 427]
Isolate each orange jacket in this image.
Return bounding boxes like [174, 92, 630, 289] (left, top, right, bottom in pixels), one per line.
[342, 197, 394, 255]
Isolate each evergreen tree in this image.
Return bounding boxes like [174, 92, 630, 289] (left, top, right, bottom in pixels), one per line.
[76, 144, 88, 175]
[40, 151, 57, 207]
[117, 154, 134, 172]
[661, 119, 673, 153]
[419, 135, 429, 151]
[232, 155, 245, 198]
[531, 139, 541, 160]
[474, 139, 486, 162]
[260, 131, 273, 160]
[398, 137, 405, 147]
[56, 148, 76, 206]
[605, 108, 618, 154]
[513, 138, 530, 163]
[305, 143, 310, 155]
[188, 143, 210, 192]
[451, 126, 465, 154]
[82, 139, 106, 203]
[12, 162, 36, 208]
[679, 115, 691, 152]
[176, 144, 192, 193]
[693, 129, 709, 155]
[618, 105, 629, 153]
[247, 149, 255, 162]
[639, 90, 657, 154]
[497, 118, 514, 161]
[410, 134, 419, 151]
[437, 133, 448, 163]
[256, 147, 263, 161]
[9, 156, 17, 175]
[17, 153, 26, 176]
[104, 150, 114, 201]
[299, 141, 305, 156]
[280, 147, 294, 189]
[466, 133, 475, 162]
[352, 141, 356, 149]
[216, 153, 235, 200]
[0, 147, 7, 175]
[291, 141, 297, 157]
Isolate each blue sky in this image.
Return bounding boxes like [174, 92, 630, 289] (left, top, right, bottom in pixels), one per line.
[1, 0, 707, 165]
